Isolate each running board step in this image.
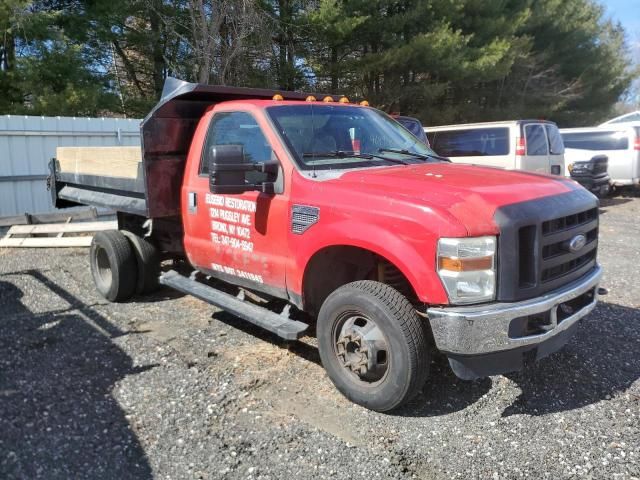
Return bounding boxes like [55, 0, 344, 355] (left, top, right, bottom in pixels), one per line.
[160, 270, 308, 340]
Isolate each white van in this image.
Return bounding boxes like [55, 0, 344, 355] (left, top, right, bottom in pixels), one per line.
[425, 120, 565, 175]
[560, 126, 640, 187]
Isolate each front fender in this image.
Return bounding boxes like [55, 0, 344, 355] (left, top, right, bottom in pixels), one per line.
[289, 220, 449, 305]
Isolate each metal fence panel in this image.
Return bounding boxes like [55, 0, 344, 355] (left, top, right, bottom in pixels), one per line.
[0, 115, 141, 217]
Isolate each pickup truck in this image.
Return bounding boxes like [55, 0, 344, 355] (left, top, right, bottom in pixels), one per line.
[49, 77, 603, 412]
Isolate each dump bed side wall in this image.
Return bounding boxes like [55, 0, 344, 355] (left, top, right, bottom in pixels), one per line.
[141, 99, 202, 218]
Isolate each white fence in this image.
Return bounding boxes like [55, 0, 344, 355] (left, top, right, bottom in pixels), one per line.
[0, 115, 142, 217]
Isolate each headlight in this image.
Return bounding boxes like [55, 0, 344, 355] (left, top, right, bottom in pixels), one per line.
[437, 236, 496, 304]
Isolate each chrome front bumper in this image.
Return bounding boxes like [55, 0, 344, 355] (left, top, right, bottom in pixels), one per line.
[427, 265, 603, 356]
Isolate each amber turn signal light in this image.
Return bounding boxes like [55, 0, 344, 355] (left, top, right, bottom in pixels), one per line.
[438, 256, 493, 272]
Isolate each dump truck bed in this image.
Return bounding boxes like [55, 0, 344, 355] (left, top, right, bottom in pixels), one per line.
[51, 146, 147, 216]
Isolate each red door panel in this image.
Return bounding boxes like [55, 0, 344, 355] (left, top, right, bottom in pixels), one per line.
[182, 108, 289, 296]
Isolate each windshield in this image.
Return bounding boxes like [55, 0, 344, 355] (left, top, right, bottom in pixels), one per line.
[266, 105, 438, 170]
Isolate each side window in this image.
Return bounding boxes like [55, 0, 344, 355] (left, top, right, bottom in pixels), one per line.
[525, 124, 548, 156]
[545, 124, 565, 155]
[561, 131, 629, 151]
[200, 112, 273, 182]
[429, 128, 509, 157]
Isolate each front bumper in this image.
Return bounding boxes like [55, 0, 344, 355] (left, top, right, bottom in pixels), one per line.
[427, 265, 602, 378]
[571, 172, 610, 193]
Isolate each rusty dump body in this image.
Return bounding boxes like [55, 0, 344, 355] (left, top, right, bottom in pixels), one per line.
[50, 77, 345, 219]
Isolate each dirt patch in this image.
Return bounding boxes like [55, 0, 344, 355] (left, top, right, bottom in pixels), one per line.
[219, 341, 369, 447]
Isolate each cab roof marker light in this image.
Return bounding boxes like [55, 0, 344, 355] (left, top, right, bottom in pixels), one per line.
[272, 94, 284, 101]
[305, 95, 317, 102]
[359, 100, 370, 106]
[339, 96, 350, 104]
[323, 96, 334, 103]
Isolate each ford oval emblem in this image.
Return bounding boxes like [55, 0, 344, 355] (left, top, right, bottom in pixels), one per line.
[568, 234, 587, 253]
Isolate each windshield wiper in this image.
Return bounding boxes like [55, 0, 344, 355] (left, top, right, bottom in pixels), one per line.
[303, 150, 411, 165]
[378, 148, 450, 163]
[303, 150, 373, 159]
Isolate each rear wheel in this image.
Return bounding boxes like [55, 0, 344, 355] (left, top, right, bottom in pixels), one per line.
[317, 280, 429, 412]
[122, 230, 160, 294]
[90, 230, 137, 302]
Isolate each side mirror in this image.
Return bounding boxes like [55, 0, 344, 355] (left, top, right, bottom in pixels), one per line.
[209, 145, 247, 194]
[208, 145, 281, 194]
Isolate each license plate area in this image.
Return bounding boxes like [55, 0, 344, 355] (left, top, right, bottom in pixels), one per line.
[508, 288, 596, 339]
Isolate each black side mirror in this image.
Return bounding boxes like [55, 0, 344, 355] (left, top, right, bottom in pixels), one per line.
[208, 145, 281, 194]
[208, 145, 248, 194]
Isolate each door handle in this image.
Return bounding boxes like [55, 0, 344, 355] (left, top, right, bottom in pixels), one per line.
[188, 192, 197, 214]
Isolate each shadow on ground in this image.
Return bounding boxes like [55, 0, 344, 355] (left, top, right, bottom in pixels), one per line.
[501, 301, 640, 416]
[212, 309, 321, 366]
[211, 299, 640, 418]
[0, 273, 154, 479]
[599, 197, 633, 214]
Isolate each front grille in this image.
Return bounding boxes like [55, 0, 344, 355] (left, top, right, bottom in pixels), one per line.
[538, 208, 598, 285]
[494, 189, 599, 302]
[541, 208, 597, 236]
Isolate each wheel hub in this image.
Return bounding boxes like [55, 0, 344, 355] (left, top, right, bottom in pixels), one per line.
[335, 314, 388, 382]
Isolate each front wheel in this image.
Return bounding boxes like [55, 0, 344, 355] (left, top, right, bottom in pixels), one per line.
[317, 281, 430, 412]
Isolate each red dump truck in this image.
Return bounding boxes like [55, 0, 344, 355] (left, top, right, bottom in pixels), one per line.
[49, 77, 603, 411]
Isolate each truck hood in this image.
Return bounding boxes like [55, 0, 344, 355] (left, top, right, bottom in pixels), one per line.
[328, 163, 577, 236]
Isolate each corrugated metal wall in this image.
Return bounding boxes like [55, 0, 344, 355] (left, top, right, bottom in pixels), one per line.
[0, 115, 141, 217]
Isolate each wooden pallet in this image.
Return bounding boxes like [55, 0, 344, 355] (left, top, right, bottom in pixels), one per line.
[0, 220, 117, 248]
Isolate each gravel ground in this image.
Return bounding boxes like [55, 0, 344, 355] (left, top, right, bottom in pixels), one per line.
[0, 196, 639, 479]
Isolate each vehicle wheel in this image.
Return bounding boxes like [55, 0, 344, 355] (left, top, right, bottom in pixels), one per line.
[317, 280, 429, 412]
[595, 184, 610, 199]
[90, 230, 137, 302]
[122, 230, 160, 294]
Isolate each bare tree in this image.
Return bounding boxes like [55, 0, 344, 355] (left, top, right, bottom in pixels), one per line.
[156, 0, 266, 85]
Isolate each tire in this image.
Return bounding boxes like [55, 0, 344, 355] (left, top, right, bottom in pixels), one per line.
[90, 230, 137, 302]
[122, 230, 160, 294]
[317, 280, 429, 412]
[595, 184, 610, 199]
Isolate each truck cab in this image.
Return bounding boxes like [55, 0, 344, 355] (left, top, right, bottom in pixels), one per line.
[50, 78, 603, 412]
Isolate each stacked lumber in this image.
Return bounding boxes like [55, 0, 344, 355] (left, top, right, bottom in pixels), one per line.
[0, 220, 117, 248]
[56, 146, 141, 179]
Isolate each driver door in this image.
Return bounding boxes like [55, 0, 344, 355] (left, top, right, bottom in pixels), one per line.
[182, 110, 289, 297]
